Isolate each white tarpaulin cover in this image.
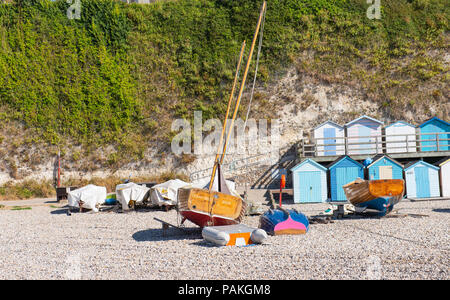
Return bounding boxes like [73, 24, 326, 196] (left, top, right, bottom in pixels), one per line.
[150, 179, 190, 207]
[68, 184, 107, 212]
[115, 182, 150, 210]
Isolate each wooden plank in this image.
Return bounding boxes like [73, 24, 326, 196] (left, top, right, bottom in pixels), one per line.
[268, 189, 293, 195]
[153, 217, 187, 234]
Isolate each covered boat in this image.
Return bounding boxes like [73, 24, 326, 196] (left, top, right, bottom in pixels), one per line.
[68, 184, 107, 212]
[343, 178, 405, 216]
[115, 182, 151, 210]
[150, 179, 190, 207]
[259, 208, 309, 235]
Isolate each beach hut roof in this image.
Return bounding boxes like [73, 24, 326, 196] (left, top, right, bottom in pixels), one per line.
[418, 117, 450, 128]
[327, 155, 363, 169]
[366, 154, 403, 169]
[291, 158, 327, 172]
[345, 115, 384, 127]
[313, 120, 344, 131]
[434, 156, 450, 167]
[385, 120, 416, 128]
[404, 160, 440, 171]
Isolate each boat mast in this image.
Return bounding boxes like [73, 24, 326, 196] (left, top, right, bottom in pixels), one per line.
[208, 1, 267, 191]
[208, 41, 246, 191]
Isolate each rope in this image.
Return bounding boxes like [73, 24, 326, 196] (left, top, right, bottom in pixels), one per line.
[243, 5, 266, 130]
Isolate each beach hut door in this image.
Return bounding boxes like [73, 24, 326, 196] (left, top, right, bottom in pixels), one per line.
[336, 167, 360, 201]
[415, 167, 430, 198]
[358, 125, 372, 154]
[324, 128, 336, 155]
[299, 171, 321, 203]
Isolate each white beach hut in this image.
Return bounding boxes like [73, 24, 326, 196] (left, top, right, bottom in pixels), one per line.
[435, 157, 450, 197]
[345, 115, 383, 155]
[385, 121, 417, 153]
[313, 120, 345, 156]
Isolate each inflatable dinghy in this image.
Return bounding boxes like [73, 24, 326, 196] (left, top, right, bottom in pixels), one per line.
[202, 224, 267, 246]
[259, 208, 309, 235]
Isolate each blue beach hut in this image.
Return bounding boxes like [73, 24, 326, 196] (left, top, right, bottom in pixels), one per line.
[328, 156, 364, 202]
[419, 117, 450, 151]
[404, 160, 440, 199]
[291, 159, 328, 203]
[366, 155, 403, 180]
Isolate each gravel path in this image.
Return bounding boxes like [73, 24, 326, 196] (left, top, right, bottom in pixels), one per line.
[0, 200, 448, 280]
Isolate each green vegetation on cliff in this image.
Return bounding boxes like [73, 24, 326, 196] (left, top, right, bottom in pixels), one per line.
[0, 0, 448, 167]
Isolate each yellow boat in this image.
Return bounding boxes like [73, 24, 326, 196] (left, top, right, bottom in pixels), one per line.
[178, 187, 246, 227]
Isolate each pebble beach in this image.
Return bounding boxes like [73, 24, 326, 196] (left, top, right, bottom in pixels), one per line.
[0, 199, 448, 280]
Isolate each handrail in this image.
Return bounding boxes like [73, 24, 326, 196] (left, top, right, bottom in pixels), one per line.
[189, 144, 294, 182]
[302, 131, 450, 157]
[312, 132, 450, 141]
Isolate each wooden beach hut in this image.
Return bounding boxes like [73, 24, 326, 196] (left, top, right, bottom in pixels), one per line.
[345, 115, 384, 155]
[404, 160, 440, 199]
[328, 156, 364, 202]
[366, 154, 403, 180]
[418, 117, 450, 152]
[313, 121, 345, 156]
[384, 121, 417, 153]
[435, 157, 450, 197]
[291, 159, 328, 203]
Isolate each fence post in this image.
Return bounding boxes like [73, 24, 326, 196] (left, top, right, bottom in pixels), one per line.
[376, 137, 379, 154]
[405, 135, 409, 153]
[315, 140, 318, 157]
[344, 137, 348, 155]
[436, 133, 440, 151]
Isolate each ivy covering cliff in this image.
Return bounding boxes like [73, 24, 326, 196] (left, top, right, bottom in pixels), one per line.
[0, 0, 448, 169]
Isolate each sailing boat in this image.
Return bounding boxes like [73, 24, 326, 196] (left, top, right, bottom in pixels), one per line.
[178, 1, 267, 228]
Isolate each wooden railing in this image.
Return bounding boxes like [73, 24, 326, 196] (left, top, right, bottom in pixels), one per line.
[301, 132, 450, 157]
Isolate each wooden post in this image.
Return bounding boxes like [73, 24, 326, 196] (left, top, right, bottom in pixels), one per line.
[374, 136, 377, 154]
[344, 136, 348, 155]
[279, 174, 286, 207]
[436, 133, 440, 151]
[407, 134, 411, 153]
[57, 150, 61, 187]
[315, 139, 318, 157]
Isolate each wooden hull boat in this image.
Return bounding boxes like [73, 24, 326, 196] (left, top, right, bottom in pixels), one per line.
[343, 178, 405, 216]
[178, 188, 246, 228]
[259, 208, 309, 235]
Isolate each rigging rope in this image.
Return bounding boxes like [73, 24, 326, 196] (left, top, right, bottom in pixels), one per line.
[243, 5, 266, 130]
